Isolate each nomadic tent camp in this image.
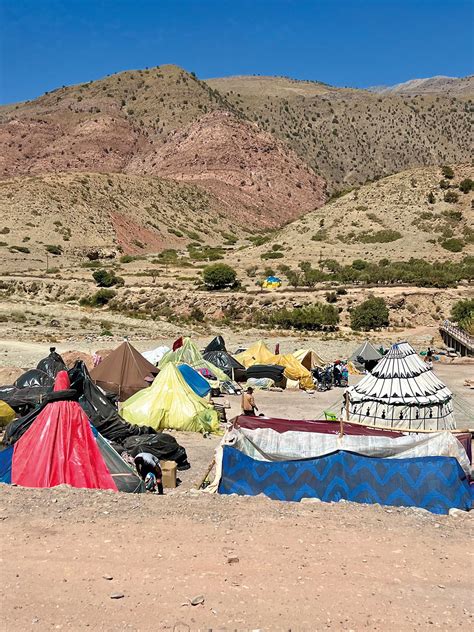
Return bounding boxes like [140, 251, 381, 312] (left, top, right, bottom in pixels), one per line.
[121, 363, 219, 434]
[159, 337, 228, 382]
[0, 371, 143, 492]
[235, 340, 313, 390]
[345, 342, 456, 431]
[90, 340, 159, 401]
[349, 341, 382, 372]
[203, 337, 246, 381]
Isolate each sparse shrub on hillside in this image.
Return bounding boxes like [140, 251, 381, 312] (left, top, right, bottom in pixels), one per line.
[352, 259, 369, 270]
[248, 235, 270, 247]
[350, 297, 389, 331]
[168, 228, 183, 238]
[92, 268, 125, 288]
[444, 190, 459, 204]
[459, 178, 474, 194]
[9, 245, 30, 254]
[261, 250, 284, 259]
[441, 166, 454, 179]
[311, 230, 327, 241]
[80, 289, 117, 308]
[45, 244, 63, 255]
[202, 263, 237, 289]
[440, 238, 464, 252]
[427, 192, 435, 204]
[325, 291, 338, 303]
[357, 229, 402, 243]
[442, 209, 462, 222]
[190, 307, 205, 322]
[439, 179, 450, 190]
[120, 255, 135, 263]
[0, 227, 10, 234]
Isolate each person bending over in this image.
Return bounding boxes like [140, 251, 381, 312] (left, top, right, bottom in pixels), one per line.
[241, 387, 258, 416]
[134, 452, 164, 494]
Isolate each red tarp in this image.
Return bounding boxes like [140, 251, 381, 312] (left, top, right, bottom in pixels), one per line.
[233, 415, 403, 437]
[12, 371, 117, 491]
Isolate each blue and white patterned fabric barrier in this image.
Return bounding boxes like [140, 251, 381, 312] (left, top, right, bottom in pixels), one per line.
[218, 446, 471, 514]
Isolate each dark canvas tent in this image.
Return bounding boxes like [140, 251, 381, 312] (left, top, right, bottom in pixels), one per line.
[90, 340, 159, 401]
[204, 336, 227, 353]
[203, 337, 246, 380]
[349, 340, 382, 372]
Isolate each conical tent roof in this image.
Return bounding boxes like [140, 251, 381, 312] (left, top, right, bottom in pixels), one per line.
[90, 341, 158, 401]
[204, 336, 227, 353]
[121, 363, 219, 433]
[10, 372, 118, 491]
[346, 342, 455, 431]
[159, 338, 228, 382]
[293, 349, 326, 370]
[350, 340, 382, 364]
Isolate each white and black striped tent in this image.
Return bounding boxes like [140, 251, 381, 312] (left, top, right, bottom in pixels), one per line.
[345, 342, 455, 431]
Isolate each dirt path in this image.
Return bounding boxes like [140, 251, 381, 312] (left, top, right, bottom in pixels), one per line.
[1, 486, 472, 631]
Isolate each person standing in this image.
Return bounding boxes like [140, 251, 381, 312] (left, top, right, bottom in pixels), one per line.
[241, 387, 258, 416]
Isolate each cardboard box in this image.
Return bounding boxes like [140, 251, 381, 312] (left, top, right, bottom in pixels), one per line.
[161, 460, 177, 488]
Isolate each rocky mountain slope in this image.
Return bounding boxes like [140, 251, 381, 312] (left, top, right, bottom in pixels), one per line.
[237, 165, 474, 266]
[207, 75, 473, 191]
[371, 75, 474, 96]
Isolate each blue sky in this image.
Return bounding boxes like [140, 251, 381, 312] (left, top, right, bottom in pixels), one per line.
[0, 0, 472, 104]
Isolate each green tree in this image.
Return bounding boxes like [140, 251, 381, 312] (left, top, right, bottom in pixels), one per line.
[350, 297, 389, 331]
[451, 299, 474, 324]
[459, 178, 474, 194]
[202, 263, 237, 289]
[92, 268, 124, 288]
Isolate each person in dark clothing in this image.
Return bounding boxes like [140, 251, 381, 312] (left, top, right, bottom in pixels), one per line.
[134, 452, 163, 494]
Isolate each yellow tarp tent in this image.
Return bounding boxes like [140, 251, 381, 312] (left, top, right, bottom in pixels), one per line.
[293, 349, 326, 370]
[0, 400, 15, 427]
[235, 341, 313, 390]
[121, 363, 219, 434]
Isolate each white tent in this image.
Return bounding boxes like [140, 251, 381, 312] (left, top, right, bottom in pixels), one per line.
[142, 345, 170, 366]
[345, 342, 455, 431]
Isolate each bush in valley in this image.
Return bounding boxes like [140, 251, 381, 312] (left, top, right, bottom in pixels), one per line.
[190, 307, 205, 322]
[120, 254, 135, 263]
[9, 245, 30, 254]
[459, 178, 474, 194]
[451, 298, 474, 333]
[258, 303, 339, 331]
[188, 245, 224, 261]
[45, 244, 63, 255]
[440, 238, 464, 253]
[80, 289, 117, 307]
[444, 190, 459, 204]
[441, 166, 455, 180]
[439, 179, 450, 190]
[202, 263, 237, 289]
[92, 268, 125, 287]
[350, 297, 389, 331]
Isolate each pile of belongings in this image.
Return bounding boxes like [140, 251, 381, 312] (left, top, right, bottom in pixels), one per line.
[345, 342, 456, 431]
[209, 415, 472, 515]
[245, 377, 277, 391]
[89, 340, 159, 401]
[349, 340, 382, 373]
[121, 363, 220, 434]
[235, 340, 313, 390]
[262, 276, 282, 290]
[0, 371, 144, 493]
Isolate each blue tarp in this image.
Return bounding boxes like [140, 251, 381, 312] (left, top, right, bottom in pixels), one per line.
[178, 364, 211, 398]
[218, 446, 472, 515]
[0, 446, 13, 484]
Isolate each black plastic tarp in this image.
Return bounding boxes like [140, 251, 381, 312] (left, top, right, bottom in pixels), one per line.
[119, 434, 190, 469]
[68, 361, 156, 443]
[246, 364, 285, 384]
[202, 350, 246, 380]
[204, 336, 227, 353]
[36, 348, 67, 379]
[15, 369, 53, 389]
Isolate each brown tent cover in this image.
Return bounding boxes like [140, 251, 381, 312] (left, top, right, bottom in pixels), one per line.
[89, 341, 158, 401]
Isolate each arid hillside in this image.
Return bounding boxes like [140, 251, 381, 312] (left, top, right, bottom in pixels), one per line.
[207, 75, 473, 190]
[0, 172, 247, 267]
[372, 75, 474, 96]
[0, 65, 325, 226]
[237, 165, 474, 266]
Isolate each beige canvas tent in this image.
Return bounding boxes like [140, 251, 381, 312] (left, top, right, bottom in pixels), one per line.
[90, 340, 158, 401]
